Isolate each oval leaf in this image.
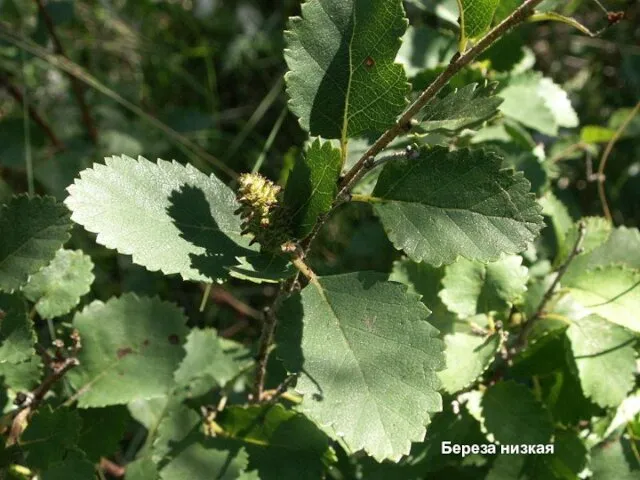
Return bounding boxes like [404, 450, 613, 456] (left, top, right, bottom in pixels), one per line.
[285, 0, 409, 141]
[370, 147, 543, 266]
[277, 271, 445, 461]
[65, 155, 255, 282]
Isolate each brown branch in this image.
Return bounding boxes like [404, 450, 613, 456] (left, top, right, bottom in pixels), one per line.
[300, 0, 546, 255]
[251, 301, 279, 403]
[252, 0, 549, 402]
[597, 100, 640, 222]
[1, 74, 64, 150]
[209, 286, 262, 321]
[34, 0, 97, 144]
[100, 458, 125, 478]
[7, 356, 79, 446]
[338, 0, 546, 191]
[516, 221, 587, 347]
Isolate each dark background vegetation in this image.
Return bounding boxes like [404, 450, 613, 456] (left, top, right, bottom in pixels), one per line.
[0, 0, 638, 358]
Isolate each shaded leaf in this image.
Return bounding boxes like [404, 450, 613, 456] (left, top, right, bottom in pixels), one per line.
[0, 293, 34, 363]
[173, 328, 253, 396]
[284, 139, 341, 238]
[564, 266, 640, 333]
[284, 0, 409, 140]
[22, 249, 94, 319]
[126, 457, 160, 480]
[590, 438, 639, 480]
[227, 254, 295, 284]
[370, 146, 543, 266]
[439, 255, 528, 318]
[21, 406, 81, 470]
[0, 195, 72, 293]
[438, 332, 501, 394]
[481, 381, 553, 445]
[159, 437, 249, 480]
[277, 272, 444, 461]
[0, 356, 42, 392]
[418, 82, 503, 133]
[219, 404, 332, 480]
[41, 451, 95, 480]
[567, 315, 636, 408]
[65, 156, 254, 282]
[389, 258, 457, 334]
[77, 406, 129, 462]
[68, 294, 188, 407]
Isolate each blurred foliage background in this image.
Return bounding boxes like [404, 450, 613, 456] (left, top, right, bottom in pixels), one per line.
[0, 0, 638, 335]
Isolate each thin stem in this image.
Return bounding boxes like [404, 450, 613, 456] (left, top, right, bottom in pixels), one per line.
[250, 0, 547, 403]
[597, 100, 640, 222]
[0, 27, 237, 179]
[21, 48, 34, 196]
[252, 105, 287, 174]
[252, 301, 279, 403]
[517, 221, 587, 346]
[339, 0, 545, 191]
[224, 77, 284, 165]
[301, 0, 546, 255]
[34, 0, 98, 144]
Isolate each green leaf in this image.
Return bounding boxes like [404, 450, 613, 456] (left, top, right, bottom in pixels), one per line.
[389, 258, 457, 334]
[283, 139, 342, 238]
[539, 191, 573, 251]
[0, 195, 72, 293]
[564, 225, 640, 282]
[370, 146, 543, 266]
[439, 255, 528, 318]
[395, 25, 456, 77]
[41, 451, 95, 480]
[481, 381, 553, 445]
[590, 438, 639, 480]
[227, 254, 295, 284]
[487, 431, 587, 480]
[457, 0, 500, 46]
[0, 356, 42, 392]
[126, 457, 160, 480]
[277, 272, 444, 461]
[219, 404, 332, 480]
[566, 315, 636, 408]
[284, 0, 409, 141]
[22, 249, 94, 319]
[153, 403, 201, 461]
[564, 266, 640, 333]
[557, 217, 610, 266]
[65, 155, 254, 282]
[21, 406, 82, 470]
[173, 328, 253, 395]
[67, 293, 188, 407]
[159, 437, 249, 480]
[581, 125, 616, 144]
[498, 73, 579, 136]
[77, 406, 129, 462]
[0, 293, 34, 363]
[418, 82, 503, 133]
[438, 332, 501, 394]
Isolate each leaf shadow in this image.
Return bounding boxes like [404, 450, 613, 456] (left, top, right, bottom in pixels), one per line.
[275, 292, 324, 401]
[166, 184, 254, 281]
